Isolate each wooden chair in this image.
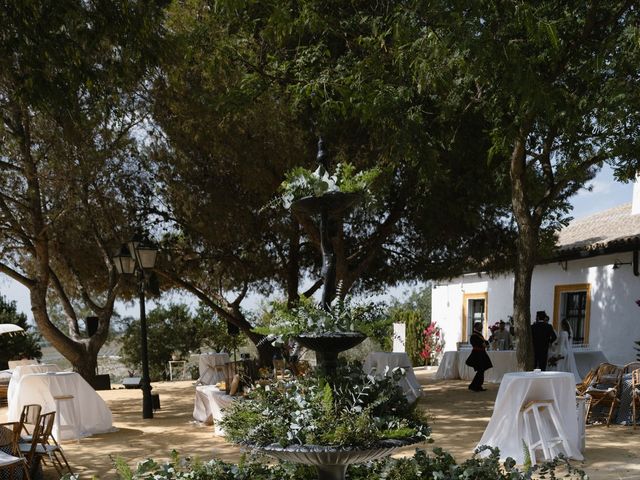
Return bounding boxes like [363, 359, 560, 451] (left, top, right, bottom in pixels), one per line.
[576, 368, 598, 395]
[0, 383, 8, 407]
[19, 411, 73, 476]
[623, 362, 640, 374]
[584, 363, 623, 426]
[0, 421, 31, 480]
[632, 369, 640, 429]
[19, 404, 42, 440]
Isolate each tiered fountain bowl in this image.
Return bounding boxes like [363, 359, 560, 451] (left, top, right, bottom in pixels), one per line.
[259, 437, 423, 480]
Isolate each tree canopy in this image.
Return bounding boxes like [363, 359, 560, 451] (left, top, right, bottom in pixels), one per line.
[0, 0, 168, 381]
[147, 0, 514, 352]
[427, 0, 640, 368]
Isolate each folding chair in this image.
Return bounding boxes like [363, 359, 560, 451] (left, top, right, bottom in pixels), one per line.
[0, 422, 31, 480]
[18, 404, 42, 441]
[20, 412, 73, 476]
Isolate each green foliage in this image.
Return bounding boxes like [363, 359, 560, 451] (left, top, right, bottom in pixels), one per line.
[275, 162, 383, 210]
[220, 363, 429, 448]
[119, 303, 243, 381]
[388, 309, 427, 367]
[106, 448, 587, 480]
[255, 295, 385, 338]
[0, 295, 42, 370]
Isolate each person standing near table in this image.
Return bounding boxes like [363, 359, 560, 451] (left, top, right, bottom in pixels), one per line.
[492, 320, 513, 350]
[531, 310, 557, 371]
[466, 322, 493, 391]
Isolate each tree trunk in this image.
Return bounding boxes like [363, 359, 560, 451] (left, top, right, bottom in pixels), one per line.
[29, 283, 111, 386]
[513, 238, 535, 371]
[510, 130, 538, 371]
[73, 350, 99, 383]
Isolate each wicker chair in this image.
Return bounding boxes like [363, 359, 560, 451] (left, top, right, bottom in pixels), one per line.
[576, 368, 598, 396]
[623, 362, 640, 374]
[632, 369, 640, 430]
[584, 363, 624, 426]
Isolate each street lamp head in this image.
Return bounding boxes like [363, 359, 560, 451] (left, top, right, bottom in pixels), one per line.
[113, 244, 136, 275]
[128, 234, 158, 270]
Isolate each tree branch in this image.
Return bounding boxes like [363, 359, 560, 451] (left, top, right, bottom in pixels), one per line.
[48, 266, 81, 336]
[0, 261, 34, 287]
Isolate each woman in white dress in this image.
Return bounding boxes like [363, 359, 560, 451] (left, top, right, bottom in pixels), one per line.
[551, 319, 581, 383]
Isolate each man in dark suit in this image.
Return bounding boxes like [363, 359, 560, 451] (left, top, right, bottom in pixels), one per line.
[531, 310, 557, 371]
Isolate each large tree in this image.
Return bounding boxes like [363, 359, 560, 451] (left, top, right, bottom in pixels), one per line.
[0, 1, 167, 382]
[148, 0, 513, 361]
[432, 0, 640, 368]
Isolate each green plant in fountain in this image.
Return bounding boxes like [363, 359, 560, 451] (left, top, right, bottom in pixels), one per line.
[99, 448, 587, 480]
[220, 363, 429, 449]
[274, 162, 382, 210]
[255, 295, 385, 339]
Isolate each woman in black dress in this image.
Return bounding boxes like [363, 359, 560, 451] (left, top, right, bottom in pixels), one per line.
[466, 322, 493, 391]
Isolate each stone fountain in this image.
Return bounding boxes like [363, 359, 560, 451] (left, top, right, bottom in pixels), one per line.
[247, 139, 422, 480]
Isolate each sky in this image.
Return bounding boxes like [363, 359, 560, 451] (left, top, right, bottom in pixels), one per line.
[0, 164, 634, 322]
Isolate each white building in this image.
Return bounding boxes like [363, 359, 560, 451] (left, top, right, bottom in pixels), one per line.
[432, 188, 640, 366]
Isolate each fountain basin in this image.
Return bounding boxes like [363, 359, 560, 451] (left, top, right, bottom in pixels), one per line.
[292, 192, 362, 218]
[255, 437, 425, 480]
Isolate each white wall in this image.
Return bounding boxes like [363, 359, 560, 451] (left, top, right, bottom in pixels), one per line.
[432, 252, 640, 365]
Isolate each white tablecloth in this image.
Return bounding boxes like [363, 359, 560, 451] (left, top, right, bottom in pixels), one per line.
[7, 372, 113, 440]
[363, 352, 422, 403]
[435, 351, 460, 380]
[458, 350, 520, 383]
[477, 371, 582, 463]
[7, 364, 61, 407]
[193, 385, 235, 435]
[198, 353, 230, 385]
[436, 349, 607, 384]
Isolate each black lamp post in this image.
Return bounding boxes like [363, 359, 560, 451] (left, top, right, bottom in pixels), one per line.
[113, 235, 158, 419]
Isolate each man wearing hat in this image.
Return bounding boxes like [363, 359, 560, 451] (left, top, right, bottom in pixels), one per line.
[531, 310, 557, 370]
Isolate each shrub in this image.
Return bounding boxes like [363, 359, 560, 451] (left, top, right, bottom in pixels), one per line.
[77, 447, 587, 480]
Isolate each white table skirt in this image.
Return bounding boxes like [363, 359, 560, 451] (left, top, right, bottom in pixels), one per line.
[435, 351, 459, 380]
[363, 352, 422, 403]
[8, 372, 113, 440]
[198, 353, 230, 385]
[7, 364, 61, 407]
[436, 349, 608, 384]
[477, 371, 582, 463]
[458, 350, 520, 383]
[193, 385, 235, 435]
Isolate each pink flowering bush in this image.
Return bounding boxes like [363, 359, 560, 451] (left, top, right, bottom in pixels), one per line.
[418, 322, 445, 366]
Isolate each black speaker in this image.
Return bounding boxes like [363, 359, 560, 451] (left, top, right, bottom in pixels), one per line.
[86, 316, 99, 337]
[122, 377, 142, 389]
[152, 393, 160, 411]
[91, 374, 111, 391]
[227, 322, 240, 336]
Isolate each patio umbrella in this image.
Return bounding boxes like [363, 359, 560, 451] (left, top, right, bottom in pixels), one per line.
[0, 324, 25, 337]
